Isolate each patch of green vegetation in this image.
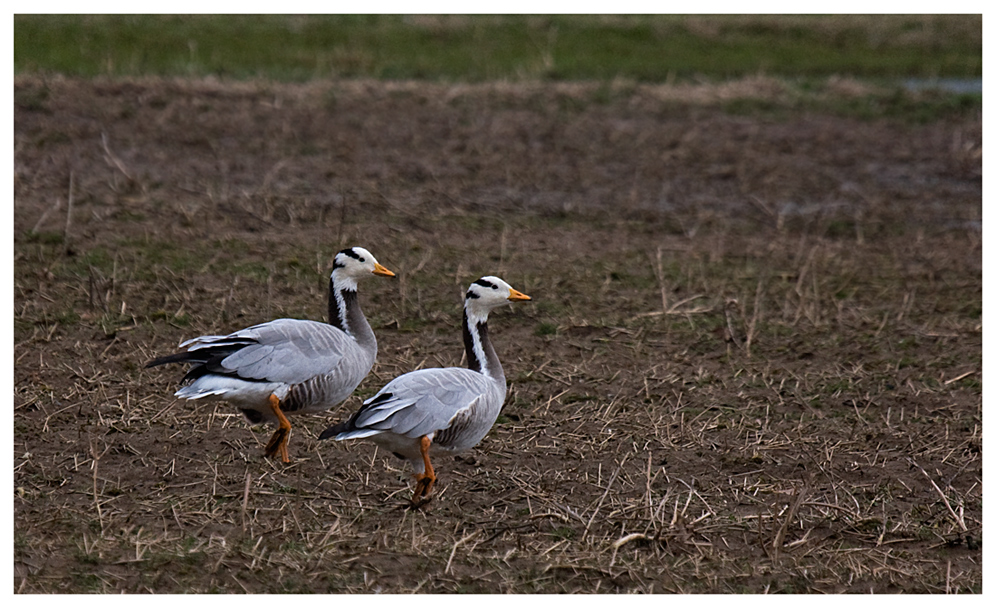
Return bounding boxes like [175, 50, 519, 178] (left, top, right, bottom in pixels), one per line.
[73, 545, 101, 566]
[824, 219, 858, 240]
[607, 268, 658, 290]
[172, 312, 193, 327]
[562, 394, 596, 405]
[957, 377, 981, 391]
[818, 89, 982, 124]
[534, 321, 559, 337]
[273, 484, 301, 495]
[15, 15, 980, 82]
[279, 578, 316, 593]
[71, 570, 104, 592]
[54, 247, 116, 279]
[52, 308, 81, 326]
[113, 209, 147, 222]
[512, 371, 541, 384]
[148, 309, 192, 327]
[148, 310, 172, 321]
[284, 256, 308, 271]
[822, 379, 853, 394]
[718, 84, 981, 123]
[897, 337, 919, 350]
[551, 526, 576, 540]
[231, 261, 269, 281]
[25, 230, 64, 245]
[14, 82, 51, 112]
[961, 301, 982, 319]
[722, 97, 785, 118]
[13, 531, 29, 555]
[115, 238, 199, 276]
[397, 317, 432, 333]
[144, 546, 208, 573]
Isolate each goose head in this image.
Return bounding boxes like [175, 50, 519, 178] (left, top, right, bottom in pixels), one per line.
[332, 246, 395, 290]
[465, 276, 531, 318]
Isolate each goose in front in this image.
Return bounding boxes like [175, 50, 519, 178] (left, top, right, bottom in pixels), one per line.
[146, 246, 395, 463]
[321, 276, 531, 507]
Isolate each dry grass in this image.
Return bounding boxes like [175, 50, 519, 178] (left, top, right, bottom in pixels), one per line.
[13, 77, 980, 593]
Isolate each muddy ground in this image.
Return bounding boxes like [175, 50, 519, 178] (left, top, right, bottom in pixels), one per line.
[13, 76, 981, 593]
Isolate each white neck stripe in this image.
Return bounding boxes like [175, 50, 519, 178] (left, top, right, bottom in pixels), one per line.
[331, 270, 359, 335]
[468, 320, 489, 378]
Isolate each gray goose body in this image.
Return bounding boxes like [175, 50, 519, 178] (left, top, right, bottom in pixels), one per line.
[330, 366, 506, 461]
[322, 276, 531, 505]
[146, 246, 395, 462]
[170, 317, 375, 421]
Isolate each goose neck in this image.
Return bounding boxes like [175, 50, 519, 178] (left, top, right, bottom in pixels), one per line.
[462, 305, 504, 383]
[328, 273, 376, 355]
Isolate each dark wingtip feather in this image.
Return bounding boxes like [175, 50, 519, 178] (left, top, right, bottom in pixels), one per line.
[319, 392, 394, 440]
[318, 422, 348, 440]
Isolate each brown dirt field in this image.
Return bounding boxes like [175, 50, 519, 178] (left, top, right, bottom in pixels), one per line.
[13, 76, 981, 593]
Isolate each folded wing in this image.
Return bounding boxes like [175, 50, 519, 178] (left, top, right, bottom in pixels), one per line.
[155, 318, 354, 386]
[323, 367, 491, 440]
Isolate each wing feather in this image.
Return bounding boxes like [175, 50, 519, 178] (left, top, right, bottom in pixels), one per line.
[346, 367, 494, 439]
[354, 398, 418, 427]
[184, 318, 360, 385]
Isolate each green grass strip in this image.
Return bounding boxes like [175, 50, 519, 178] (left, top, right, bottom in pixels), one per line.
[15, 15, 982, 82]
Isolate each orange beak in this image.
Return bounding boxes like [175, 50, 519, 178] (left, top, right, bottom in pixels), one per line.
[507, 287, 531, 301]
[372, 262, 396, 278]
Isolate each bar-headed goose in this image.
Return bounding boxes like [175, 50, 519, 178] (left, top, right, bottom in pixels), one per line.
[146, 246, 395, 463]
[321, 276, 531, 507]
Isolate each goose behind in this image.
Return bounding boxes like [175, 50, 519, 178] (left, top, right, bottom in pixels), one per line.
[146, 246, 395, 462]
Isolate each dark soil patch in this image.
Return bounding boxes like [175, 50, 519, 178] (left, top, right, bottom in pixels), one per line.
[14, 76, 981, 593]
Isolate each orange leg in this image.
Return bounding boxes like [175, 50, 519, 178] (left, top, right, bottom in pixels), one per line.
[264, 394, 292, 463]
[410, 435, 436, 507]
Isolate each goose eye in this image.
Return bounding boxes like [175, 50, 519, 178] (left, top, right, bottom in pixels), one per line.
[358, 257, 366, 263]
[492, 285, 498, 290]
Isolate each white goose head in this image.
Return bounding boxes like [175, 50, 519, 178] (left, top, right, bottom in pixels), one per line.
[332, 246, 395, 290]
[465, 276, 531, 321]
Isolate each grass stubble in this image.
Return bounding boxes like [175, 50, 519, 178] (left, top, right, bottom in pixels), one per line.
[13, 76, 980, 593]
